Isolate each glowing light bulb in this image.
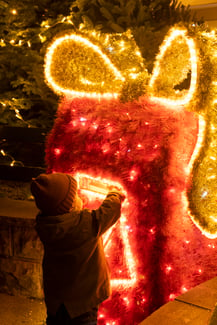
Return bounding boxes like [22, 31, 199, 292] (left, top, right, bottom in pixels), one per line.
[107, 127, 113, 133]
[169, 293, 176, 300]
[181, 286, 188, 293]
[14, 109, 23, 121]
[92, 123, 98, 129]
[123, 297, 130, 305]
[54, 148, 62, 155]
[129, 73, 138, 79]
[129, 169, 137, 181]
[39, 34, 46, 43]
[201, 190, 208, 199]
[165, 265, 172, 273]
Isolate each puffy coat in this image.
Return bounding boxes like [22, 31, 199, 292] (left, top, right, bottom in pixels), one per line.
[36, 191, 122, 318]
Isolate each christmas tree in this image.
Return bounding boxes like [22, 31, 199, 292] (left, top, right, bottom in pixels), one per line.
[0, 0, 73, 128]
[71, 0, 198, 71]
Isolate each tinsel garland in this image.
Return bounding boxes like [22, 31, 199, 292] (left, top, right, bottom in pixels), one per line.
[44, 96, 217, 324]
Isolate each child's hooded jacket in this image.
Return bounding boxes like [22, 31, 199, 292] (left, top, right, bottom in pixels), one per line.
[36, 191, 122, 318]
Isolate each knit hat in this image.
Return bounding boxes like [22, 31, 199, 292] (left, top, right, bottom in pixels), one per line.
[31, 173, 77, 215]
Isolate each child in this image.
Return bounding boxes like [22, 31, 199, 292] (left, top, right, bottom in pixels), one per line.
[31, 172, 125, 325]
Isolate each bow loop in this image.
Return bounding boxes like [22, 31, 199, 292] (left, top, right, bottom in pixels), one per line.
[44, 30, 146, 99]
[148, 27, 198, 107]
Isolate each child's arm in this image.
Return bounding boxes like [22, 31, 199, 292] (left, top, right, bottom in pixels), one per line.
[92, 191, 125, 236]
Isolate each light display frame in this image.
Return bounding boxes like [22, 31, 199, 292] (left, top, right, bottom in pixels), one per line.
[76, 172, 138, 289]
[44, 24, 217, 324]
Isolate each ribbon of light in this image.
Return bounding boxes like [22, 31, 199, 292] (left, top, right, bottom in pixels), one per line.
[149, 28, 198, 108]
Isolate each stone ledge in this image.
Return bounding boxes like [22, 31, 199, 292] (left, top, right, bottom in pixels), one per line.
[0, 198, 43, 299]
[139, 277, 217, 325]
[0, 292, 46, 325]
[0, 197, 39, 220]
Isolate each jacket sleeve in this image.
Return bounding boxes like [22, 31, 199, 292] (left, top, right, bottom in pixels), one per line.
[92, 191, 123, 236]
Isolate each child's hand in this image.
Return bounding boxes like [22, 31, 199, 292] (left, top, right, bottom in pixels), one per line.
[109, 187, 126, 202]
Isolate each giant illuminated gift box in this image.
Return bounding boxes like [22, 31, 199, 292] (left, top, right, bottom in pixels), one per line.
[44, 26, 217, 324]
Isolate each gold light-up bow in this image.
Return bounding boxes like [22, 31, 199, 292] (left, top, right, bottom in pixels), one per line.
[44, 27, 198, 105]
[44, 26, 217, 238]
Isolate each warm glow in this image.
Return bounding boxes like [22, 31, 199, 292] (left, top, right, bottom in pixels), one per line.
[186, 116, 206, 174]
[75, 173, 137, 288]
[44, 25, 217, 324]
[149, 28, 198, 107]
[186, 29, 217, 238]
[44, 34, 125, 99]
[0, 149, 6, 156]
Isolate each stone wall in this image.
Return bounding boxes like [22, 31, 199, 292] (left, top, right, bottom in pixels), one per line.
[0, 198, 44, 299]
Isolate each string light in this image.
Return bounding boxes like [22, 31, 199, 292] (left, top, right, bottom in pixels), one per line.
[0, 149, 24, 167]
[14, 108, 23, 121]
[44, 34, 125, 99]
[54, 148, 62, 156]
[0, 39, 5, 47]
[181, 286, 188, 293]
[186, 116, 206, 174]
[169, 293, 176, 300]
[165, 265, 172, 273]
[75, 173, 137, 289]
[44, 30, 148, 102]
[39, 34, 46, 43]
[129, 169, 138, 181]
[149, 28, 198, 107]
[0, 150, 6, 156]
